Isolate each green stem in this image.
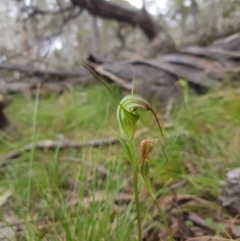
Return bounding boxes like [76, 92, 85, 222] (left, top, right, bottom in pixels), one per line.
[151, 194, 174, 241]
[133, 173, 142, 241]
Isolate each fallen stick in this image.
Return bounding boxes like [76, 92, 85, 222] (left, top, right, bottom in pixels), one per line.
[0, 128, 148, 167]
[0, 64, 89, 79]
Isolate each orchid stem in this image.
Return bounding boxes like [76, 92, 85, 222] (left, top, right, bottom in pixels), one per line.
[133, 173, 142, 241]
[150, 193, 174, 241]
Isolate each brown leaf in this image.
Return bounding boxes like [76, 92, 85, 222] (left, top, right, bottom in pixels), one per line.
[159, 216, 194, 240]
[0, 213, 21, 241]
[225, 223, 240, 239]
[229, 224, 240, 238]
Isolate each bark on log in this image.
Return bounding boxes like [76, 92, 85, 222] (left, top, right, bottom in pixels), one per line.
[181, 25, 240, 48]
[85, 33, 240, 104]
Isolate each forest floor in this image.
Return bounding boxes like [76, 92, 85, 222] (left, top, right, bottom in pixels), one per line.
[0, 84, 240, 241]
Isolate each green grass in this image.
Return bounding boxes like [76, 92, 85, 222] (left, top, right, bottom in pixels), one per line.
[0, 84, 240, 240]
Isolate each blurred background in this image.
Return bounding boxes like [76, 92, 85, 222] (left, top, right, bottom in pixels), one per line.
[1, 0, 240, 64]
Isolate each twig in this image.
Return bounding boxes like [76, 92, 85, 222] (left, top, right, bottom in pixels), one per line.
[187, 212, 216, 232]
[0, 128, 148, 167]
[24, 5, 74, 17]
[0, 64, 89, 79]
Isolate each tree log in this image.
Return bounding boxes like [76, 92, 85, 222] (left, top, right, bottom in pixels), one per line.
[84, 33, 240, 104]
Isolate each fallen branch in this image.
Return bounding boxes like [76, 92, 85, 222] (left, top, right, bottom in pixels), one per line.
[71, 0, 175, 57]
[181, 24, 240, 48]
[0, 64, 89, 81]
[25, 5, 74, 17]
[0, 128, 148, 167]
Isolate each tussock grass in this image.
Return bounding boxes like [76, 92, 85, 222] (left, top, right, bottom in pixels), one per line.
[0, 84, 239, 240]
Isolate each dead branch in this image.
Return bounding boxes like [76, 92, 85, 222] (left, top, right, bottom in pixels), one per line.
[0, 128, 148, 167]
[35, 6, 83, 50]
[181, 24, 240, 47]
[0, 64, 89, 80]
[71, 0, 175, 57]
[24, 5, 74, 17]
[72, 0, 156, 39]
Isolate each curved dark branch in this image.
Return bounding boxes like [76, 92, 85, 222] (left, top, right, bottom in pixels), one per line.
[71, 0, 175, 56]
[72, 0, 158, 39]
[23, 5, 74, 17]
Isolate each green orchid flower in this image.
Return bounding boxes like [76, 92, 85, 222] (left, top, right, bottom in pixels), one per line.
[82, 63, 173, 241]
[117, 94, 163, 141]
[81, 63, 163, 141]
